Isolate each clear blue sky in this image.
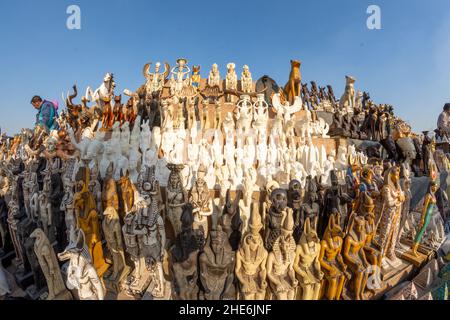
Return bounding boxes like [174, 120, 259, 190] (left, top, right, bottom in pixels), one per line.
[0, 0, 449, 135]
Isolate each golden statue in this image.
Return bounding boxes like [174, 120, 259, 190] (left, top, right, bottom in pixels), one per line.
[74, 168, 110, 277]
[294, 217, 324, 300]
[319, 213, 351, 300]
[343, 213, 370, 300]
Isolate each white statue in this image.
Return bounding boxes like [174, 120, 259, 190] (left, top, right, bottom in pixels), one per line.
[272, 93, 303, 125]
[339, 75, 356, 114]
[85, 72, 115, 107]
[225, 63, 238, 102]
[241, 65, 253, 93]
[170, 58, 191, 96]
[253, 94, 269, 133]
[140, 120, 151, 154]
[236, 95, 253, 133]
[143, 61, 170, 95]
[208, 63, 221, 87]
[120, 122, 131, 156]
[128, 148, 142, 184]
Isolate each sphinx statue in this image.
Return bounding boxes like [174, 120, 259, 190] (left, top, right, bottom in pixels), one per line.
[58, 228, 105, 300]
[266, 211, 298, 300]
[235, 206, 268, 300]
[319, 213, 351, 300]
[294, 217, 323, 300]
[30, 228, 72, 300]
[199, 224, 236, 300]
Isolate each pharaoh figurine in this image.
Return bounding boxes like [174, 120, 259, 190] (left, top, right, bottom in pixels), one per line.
[38, 175, 53, 241]
[253, 94, 269, 134]
[189, 164, 212, 237]
[199, 225, 236, 300]
[266, 211, 298, 300]
[376, 166, 405, 268]
[240, 65, 253, 93]
[319, 213, 351, 300]
[235, 207, 268, 300]
[236, 95, 253, 133]
[294, 217, 324, 300]
[287, 180, 303, 243]
[300, 177, 320, 232]
[101, 206, 126, 284]
[411, 181, 438, 256]
[30, 228, 72, 300]
[58, 228, 105, 300]
[122, 213, 141, 289]
[73, 173, 110, 277]
[166, 164, 188, 237]
[343, 214, 370, 300]
[170, 204, 203, 300]
[219, 189, 243, 251]
[359, 192, 383, 292]
[225, 63, 238, 103]
[265, 188, 291, 252]
[88, 164, 103, 217]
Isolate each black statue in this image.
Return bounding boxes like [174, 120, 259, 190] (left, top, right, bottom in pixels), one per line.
[287, 180, 303, 243]
[219, 189, 242, 251]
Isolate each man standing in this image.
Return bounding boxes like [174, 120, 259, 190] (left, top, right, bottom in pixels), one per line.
[437, 103, 450, 134]
[31, 95, 59, 132]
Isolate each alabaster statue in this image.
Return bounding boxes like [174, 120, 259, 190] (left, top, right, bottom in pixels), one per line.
[199, 225, 236, 300]
[294, 217, 324, 300]
[319, 213, 351, 300]
[376, 166, 405, 268]
[343, 214, 370, 300]
[30, 228, 73, 300]
[240, 65, 253, 93]
[166, 164, 188, 237]
[235, 208, 268, 300]
[58, 228, 105, 300]
[267, 212, 298, 300]
[170, 204, 204, 300]
[225, 63, 238, 103]
[339, 76, 356, 113]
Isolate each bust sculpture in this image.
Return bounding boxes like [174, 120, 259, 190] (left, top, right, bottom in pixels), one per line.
[235, 208, 268, 300]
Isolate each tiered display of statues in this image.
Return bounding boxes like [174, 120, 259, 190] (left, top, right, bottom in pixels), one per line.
[0, 58, 449, 301]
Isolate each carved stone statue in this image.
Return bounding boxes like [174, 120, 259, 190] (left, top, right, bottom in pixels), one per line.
[199, 225, 236, 300]
[225, 63, 238, 103]
[102, 206, 128, 284]
[189, 164, 212, 237]
[58, 228, 105, 300]
[30, 228, 72, 300]
[339, 76, 356, 113]
[166, 164, 188, 237]
[219, 189, 242, 251]
[240, 65, 253, 93]
[170, 204, 203, 300]
[266, 211, 298, 300]
[264, 189, 291, 252]
[294, 217, 323, 300]
[235, 208, 268, 300]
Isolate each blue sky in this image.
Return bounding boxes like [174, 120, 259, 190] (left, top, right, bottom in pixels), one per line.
[0, 0, 449, 134]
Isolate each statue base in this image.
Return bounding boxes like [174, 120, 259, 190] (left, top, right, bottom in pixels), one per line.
[25, 285, 48, 300]
[14, 270, 33, 290]
[104, 266, 131, 294]
[399, 239, 437, 257]
[397, 249, 429, 268]
[376, 259, 414, 298]
[142, 278, 172, 300]
[124, 268, 152, 297]
[51, 290, 73, 301]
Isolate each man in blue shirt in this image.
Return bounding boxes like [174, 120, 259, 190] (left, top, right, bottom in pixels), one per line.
[31, 95, 58, 132]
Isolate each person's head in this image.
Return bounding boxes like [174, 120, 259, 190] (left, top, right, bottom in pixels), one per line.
[31, 96, 43, 110]
[444, 103, 450, 113]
